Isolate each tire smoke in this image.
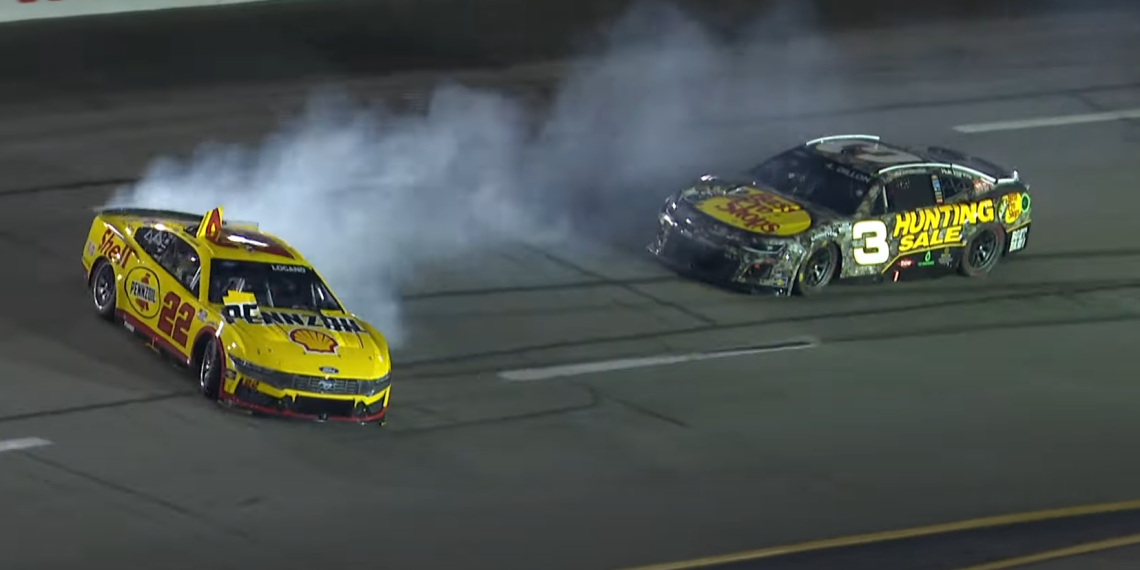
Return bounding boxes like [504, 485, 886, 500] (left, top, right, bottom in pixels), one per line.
[104, 1, 832, 348]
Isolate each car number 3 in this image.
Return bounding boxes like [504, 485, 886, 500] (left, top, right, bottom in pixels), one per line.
[852, 220, 890, 264]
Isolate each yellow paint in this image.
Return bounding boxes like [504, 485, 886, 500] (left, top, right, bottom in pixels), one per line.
[898, 225, 962, 253]
[999, 192, 1024, 225]
[949, 532, 1140, 570]
[894, 199, 994, 254]
[611, 498, 1140, 570]
[694, 187, 812, 236]
[81, 211, 393, 406]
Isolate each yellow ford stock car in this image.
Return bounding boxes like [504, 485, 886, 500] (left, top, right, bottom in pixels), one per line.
[81, 206, 392, 424]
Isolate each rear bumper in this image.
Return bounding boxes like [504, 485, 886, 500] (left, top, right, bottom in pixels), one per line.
[221, 380, 389, 424]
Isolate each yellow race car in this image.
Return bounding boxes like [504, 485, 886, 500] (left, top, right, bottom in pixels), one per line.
[81, 206, 392, 424]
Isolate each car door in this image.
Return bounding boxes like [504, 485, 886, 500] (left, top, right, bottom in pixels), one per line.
[132, 227, 208, 359]
[850, 171, 942, 272]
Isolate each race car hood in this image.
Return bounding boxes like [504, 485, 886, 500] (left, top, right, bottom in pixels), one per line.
[680, 182, 815, 237]
[225, 308, 389, 379]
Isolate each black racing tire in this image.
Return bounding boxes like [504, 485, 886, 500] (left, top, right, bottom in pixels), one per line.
[959, 225, 1005, 277]
[198, 338, 222, 401]
[794, 243, 839, 296]
[90, 260, 117, 321]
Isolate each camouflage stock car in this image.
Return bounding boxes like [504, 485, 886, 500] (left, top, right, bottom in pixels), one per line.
[82, 206, 393, 424]
[648, 134, 1033, 295]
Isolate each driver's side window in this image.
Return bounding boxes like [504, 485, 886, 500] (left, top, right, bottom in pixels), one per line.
[157, 236, 202, 297]
[884, 173, 937, 213]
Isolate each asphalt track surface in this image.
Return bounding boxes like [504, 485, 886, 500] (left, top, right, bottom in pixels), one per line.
[2, 1, 1140, 570]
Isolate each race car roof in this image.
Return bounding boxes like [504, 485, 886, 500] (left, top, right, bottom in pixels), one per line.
[803, 135, 1016, 181]
[96, 207, 307, 265]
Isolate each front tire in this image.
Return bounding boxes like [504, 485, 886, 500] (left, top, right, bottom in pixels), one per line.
[90, 260, 117, 320]
[198, 339, 222, 401]
[794, 244, 838, 296]
[959, 226, 1004, 277]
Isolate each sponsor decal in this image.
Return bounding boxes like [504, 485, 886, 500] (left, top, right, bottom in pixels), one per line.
[694, 187, 813, 236]
[917, 250, 935, 267]
[893, 199, 995, 254]
[86, 240, 96, 257]
[97, 227, 137, 268]
[319, 366, 339, 375]
[221, 290, 364, 333]
[223, 306, 365, 333]
[998, 192, 1030, 225]
[938, 249, 954, 267]
[289, 329, 338, 355]
[125, 267, 161, 318]
[1009, 227, 1028, 252]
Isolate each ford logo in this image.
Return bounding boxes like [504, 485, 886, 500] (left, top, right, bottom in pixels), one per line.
[319, 366, 339, 374]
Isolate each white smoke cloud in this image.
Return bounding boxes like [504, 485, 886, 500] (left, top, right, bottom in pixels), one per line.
[105, 1, 835, 348]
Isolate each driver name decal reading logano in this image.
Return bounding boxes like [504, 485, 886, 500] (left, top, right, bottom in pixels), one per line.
[695, 188, 812, 236]
[852, 198, 996, 264]
[271, 264, 307, 273]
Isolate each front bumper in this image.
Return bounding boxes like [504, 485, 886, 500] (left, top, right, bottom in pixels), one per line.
[220, 372, 390, 424]
[647, 208, 800, 295]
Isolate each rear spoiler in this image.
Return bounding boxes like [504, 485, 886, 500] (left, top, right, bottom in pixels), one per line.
[93, 206, 259, 232]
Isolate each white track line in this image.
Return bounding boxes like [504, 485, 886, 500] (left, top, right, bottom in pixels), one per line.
[498, 338, 819, 381]
[0, 437, 52, 454]
[953, 108, 1140, 133]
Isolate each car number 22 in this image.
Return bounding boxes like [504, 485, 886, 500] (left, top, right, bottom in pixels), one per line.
[157, 291, 196, 347]
[852, 220, 890, 264]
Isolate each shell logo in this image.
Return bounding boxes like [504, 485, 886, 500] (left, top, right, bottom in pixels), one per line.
[288, 328, 338, 355]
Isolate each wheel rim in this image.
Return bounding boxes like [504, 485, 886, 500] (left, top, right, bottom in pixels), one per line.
[199, 343, 216, 393]
[969, 231, 997, 267]
[804, 249, 833, 287]
[92, 265, 115, 310]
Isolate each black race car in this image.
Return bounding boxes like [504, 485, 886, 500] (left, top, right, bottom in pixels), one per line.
[647, 134, 1032, 295]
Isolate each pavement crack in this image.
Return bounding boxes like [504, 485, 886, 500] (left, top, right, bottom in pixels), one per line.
[390, 386, 603, 437]
[24, 453, 266, 546]
[0, 177, 136, 198]
[518, 242, 718, 325]
[0, 391, 195, 424]
[596, 387, 689, 428]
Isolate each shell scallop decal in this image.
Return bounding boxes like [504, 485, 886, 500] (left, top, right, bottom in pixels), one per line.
[289, 329, 338, 355]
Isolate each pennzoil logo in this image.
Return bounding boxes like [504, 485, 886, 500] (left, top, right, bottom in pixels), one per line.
[289, 329, 338, 354]
[125, 267, 160, 318]
[222, 302, 365, 333]
[894, 199, 995, 254]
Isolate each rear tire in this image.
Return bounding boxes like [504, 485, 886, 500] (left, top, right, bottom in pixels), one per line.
[90, 260, 117, 321]
[794, 244, 838, 296]
[959, 226, 1004, 277]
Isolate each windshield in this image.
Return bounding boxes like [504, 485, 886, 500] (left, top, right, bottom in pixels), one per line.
[208, 260, 342, 312]
[747, 149, 872, 216]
